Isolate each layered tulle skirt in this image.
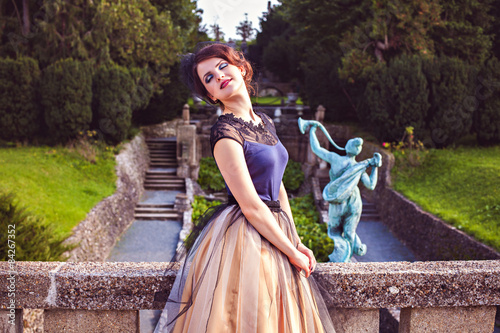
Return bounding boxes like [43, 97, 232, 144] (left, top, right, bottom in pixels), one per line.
[154, 202, 335, 333]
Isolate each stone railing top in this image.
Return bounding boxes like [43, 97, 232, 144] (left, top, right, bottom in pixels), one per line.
[1, 260, 499, 310]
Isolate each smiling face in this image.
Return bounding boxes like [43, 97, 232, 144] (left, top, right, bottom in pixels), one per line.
[196, 57, 246, 104]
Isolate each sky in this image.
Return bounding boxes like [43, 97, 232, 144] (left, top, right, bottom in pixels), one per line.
[196, 0, 281, 41]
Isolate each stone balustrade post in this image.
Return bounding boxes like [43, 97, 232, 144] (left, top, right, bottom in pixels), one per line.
[0, 309, 23, 333]
[177, 104, 199, 179]
[399, 306, 497, 333]
[44, 309, 140, 332]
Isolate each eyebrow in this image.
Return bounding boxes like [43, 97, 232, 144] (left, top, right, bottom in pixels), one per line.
[202, 59, 224, 81]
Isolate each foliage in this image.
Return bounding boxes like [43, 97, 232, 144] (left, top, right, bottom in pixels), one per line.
[473, 56, 500, 145]
[236, 13, 254, 42]
[362, 55, 429, 142]
[92, 0, 181, 82]
[422, 56, 474, 147]
[392, 145, 500, 252]
[0, 190, 76, 261]
[138, 62, 191, 125]
[0, 142, 117, 236]
[338, 0, 442, 82]
[283, 159, 304, 192]
[0, 56, 42, 141]
[431, 0, 494, 64]
[92, 63, 134, 144]
[290, 194, 334, 263]
[197, 157, 225, 192]
[383, 126, 428, 175]
[191, 195, 221, 222]
[129, 67, 154, 115]
[41, 58, 93, 143]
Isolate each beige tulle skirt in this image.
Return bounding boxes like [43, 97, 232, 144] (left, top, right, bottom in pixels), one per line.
[154, 203, 335, 333]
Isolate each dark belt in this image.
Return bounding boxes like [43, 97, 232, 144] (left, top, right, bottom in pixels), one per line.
[227, 195, 282, 212]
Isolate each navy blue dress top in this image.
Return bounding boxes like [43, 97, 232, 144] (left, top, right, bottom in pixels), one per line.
[210, 110, 289, 201]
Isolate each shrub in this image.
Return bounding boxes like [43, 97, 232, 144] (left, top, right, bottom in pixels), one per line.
[0, 190, 76, 261]
[422, 56, 474, 147]
[41, 58, 93, 143]
[129, 67, 154, 117]
[191, 195, 222, 222]
[290, 194, 334, 262]
[137, 63, 190, 125]
[363, 55, 430, 142]
[473, 56, 500, 145]
[0, 57, 42, 141]
[197, 157, 225, 192]
[283, 159, 304, 192]
[92, 62, 134, 144]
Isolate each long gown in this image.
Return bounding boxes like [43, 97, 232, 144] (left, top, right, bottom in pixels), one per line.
[154, 111, 335, 333]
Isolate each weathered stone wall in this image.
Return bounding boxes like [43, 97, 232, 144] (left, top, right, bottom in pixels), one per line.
[140, 119, 182, 138]
[376, 188, 500, 261]
[61, 133, 149, 262]
[3, 261, 499, 333]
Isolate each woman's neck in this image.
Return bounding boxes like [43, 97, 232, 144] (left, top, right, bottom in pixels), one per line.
[221, 92, 259, 123]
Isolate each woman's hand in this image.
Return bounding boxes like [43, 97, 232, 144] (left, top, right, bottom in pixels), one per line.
[288, 249, 312, 277]
[297, 243, 317, 274]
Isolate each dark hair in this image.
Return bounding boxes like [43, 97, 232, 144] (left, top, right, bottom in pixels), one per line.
[180, 43, 255, 106]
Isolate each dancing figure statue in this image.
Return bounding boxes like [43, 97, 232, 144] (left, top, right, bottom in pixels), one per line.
[298, 118, 382, 262]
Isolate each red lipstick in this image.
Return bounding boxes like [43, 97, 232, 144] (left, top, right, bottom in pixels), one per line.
[220, 79, 231, 89]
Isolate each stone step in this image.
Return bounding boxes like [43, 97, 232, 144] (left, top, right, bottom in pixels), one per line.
[360, 214, 381, 221]
[134, 213, 181, 220]
[150, 158, 177, 163]
[145, 137, 176, 142]
[148, 146, 176, 151]
[135, 203, 174, 209]
[144, 184, 185, 190]
[150, 163, 178, 167]
[144, 180, 185, 185]
[145, 173, 182, 179]
[134, 207, 177, 213]
[149, 153, 176, 157]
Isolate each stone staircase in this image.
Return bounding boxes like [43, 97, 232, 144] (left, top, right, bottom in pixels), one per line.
[133, 138, 185, 221]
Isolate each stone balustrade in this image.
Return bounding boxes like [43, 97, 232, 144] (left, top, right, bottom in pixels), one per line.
[1, 260, 499, 332]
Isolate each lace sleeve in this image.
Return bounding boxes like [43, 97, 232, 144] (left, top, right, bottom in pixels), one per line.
[258, 111, 277, 134]
[210, 120, 244, 156]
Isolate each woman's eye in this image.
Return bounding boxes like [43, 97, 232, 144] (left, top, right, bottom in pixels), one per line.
[205, 74, 213, 84]
[219, 63, 228, 70]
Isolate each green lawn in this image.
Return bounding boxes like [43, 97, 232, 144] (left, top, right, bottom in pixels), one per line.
[187, 96, 303, 107]
[0, 144, 117, 238]
[392, 145, 500, 251]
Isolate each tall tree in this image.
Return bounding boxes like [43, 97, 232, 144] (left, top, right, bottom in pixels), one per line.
[431, 0, 494, 64]
[236, 13, 254, 42]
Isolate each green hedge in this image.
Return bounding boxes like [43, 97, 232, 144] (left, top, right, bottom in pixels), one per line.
[363, 55, 430, 142]
[0, 190, 76, 261]
[290, 194, 334, 263]
[0, 57, 42, 141]
[473, 56, 500, 145]
[41, 58, 93, 143]
[92, 63, 134, 144]
[282, 159, 304, 191]
[423, 56, 474, 147]
[197, 157, 226, 192]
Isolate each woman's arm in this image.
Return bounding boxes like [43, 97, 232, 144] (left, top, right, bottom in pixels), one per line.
[278, 182, 317, 272]
[214, 138, 312, 277]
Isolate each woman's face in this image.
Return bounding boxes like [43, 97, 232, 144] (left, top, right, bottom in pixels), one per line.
[196, 57, 246, 103]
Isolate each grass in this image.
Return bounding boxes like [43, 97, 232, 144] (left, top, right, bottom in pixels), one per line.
[392, 145, 500, 252]
[0, 141, 117, 238]
[187, 96, 303, 107]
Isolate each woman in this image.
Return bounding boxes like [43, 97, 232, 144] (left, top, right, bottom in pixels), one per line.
[154, 43, 335, 333]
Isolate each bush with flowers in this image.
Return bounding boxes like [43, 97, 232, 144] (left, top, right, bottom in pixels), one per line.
[383, 126, 428, 174]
